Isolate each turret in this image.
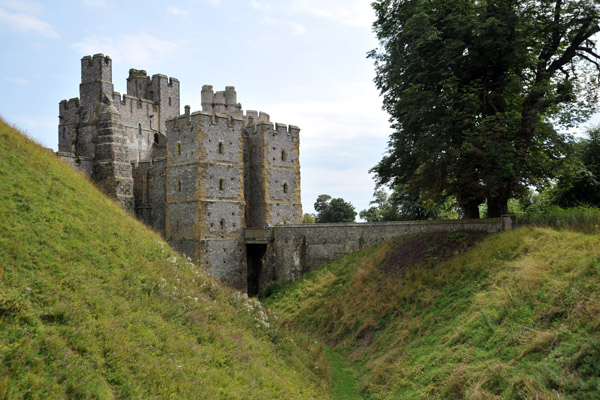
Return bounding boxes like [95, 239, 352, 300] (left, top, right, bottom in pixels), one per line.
[149, 74, 180, 132]
[201, 85, 243, 117]
[201, 85, 214, 112]
[79, 54, 114, 109]
[213, 91, 226, 113]
[225, 86, 237, 106]
[127, 69, 150, 99]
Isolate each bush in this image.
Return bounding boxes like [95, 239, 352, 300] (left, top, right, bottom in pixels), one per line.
[262, 281, 283, 298]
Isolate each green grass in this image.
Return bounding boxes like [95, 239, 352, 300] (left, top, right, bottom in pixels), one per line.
[0, 118, 330, 399]
[324, 346, 361, 400]
[265, 229, 600, 399]
[520, 205, 600, 234]
[5, 115, 599, 399]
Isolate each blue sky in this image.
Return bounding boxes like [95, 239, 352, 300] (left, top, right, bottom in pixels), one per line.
[0, 0, 393, 216]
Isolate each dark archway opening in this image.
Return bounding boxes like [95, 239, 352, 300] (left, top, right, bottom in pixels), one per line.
[247, 244, 267, 297]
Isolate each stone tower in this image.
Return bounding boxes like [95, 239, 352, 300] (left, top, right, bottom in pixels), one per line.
[165, 110, 247, 289]
[244, 121, 302, 227]
[58, 54, 180, 212]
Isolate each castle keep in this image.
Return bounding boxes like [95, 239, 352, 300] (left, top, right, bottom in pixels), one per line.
[58, 54, 302, 292]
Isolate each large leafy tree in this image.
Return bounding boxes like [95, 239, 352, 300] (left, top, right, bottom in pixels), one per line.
[369, 0, 600, 217]
[314, 194, 357, 223]
[552, 126, 600, 206]
[359, 186, 458, 221]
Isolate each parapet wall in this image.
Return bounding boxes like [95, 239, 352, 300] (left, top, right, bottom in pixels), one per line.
[253, 218, 511, 286]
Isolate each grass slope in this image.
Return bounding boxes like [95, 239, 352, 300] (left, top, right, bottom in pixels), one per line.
[0, 118, 329, 399]
[266, 230, 600, 399]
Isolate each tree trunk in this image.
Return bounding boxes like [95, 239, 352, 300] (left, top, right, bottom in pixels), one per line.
[461, 202, 481, 219]
[487, 195, 509, 218]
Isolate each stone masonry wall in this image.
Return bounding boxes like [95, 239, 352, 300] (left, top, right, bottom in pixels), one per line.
[257, 218, 512, 285]
[132, 158, 166, 236]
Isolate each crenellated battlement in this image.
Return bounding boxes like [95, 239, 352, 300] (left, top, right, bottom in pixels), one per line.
[244, 120, 299, 136]
[82, 53, 111, 65]
[112, 93, 157, 108]
[275, 122, 300, 136]
[81, 54, 112, 83]
[151, 74, 179, 87]
[166, 108, 244, 133]
[127, 69, 180, 101]
[59, 98, 80, 111]
[244, 110, 270, 125]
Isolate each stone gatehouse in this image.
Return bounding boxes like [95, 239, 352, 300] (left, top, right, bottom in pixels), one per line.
[58, 54, 302, 292]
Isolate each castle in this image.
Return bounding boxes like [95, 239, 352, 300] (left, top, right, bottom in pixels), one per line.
[58, 54, 302, 292]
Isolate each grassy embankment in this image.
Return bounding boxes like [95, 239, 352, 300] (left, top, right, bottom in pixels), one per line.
[0, 118, 330, 399]
[266, 228, 600, 399]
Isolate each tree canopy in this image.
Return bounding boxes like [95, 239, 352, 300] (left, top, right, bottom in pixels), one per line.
[314, 194, 357, 223]
[359, 186, 458, 221]
[369, 0, 600, 217]
[551, 126, 600, 207]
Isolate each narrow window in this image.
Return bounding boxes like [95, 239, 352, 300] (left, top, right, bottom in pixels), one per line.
[281, 150, 287, 162]
[154, 133, 159, 144]
[138, 123, 142, 135]
[176, 142, 181, 156]
[220, 219, 225, 230]
[219, 179, 225, 191]
[62, 127, 66, 139]
[141, 175, 148, 203]
[283, 183, 288, 194]
[177, 179, 182, 192]
[168, 97, 172, 106]
[218, 142, 224, 154]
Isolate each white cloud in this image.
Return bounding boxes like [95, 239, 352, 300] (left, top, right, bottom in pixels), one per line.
[0, 0, 59, 39]
[250, 0, 374, 28]
[0, 0, 43, 14]
[250, 0, 272, 12]
[265, 79, 391, 144]
[5, 77, 28, 85]
[166, 6, 189, 16]
[301, 166, 378, 216]
[261, 79, 391, 214]
[71, 34, 186, 66]
[261, 16, 306, 35]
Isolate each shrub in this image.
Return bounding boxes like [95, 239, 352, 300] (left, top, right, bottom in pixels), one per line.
[262, 281, 283, 298]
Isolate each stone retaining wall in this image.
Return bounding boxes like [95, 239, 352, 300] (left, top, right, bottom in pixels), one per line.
[248, 217, 511, 291]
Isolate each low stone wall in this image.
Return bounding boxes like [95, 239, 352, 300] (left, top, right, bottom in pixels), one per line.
[255, 218, 510, 286]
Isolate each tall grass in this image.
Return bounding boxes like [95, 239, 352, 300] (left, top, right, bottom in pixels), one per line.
[266, 228, 600, 399]
[519, 205, 600, 233]
[0, 117, 330, 399]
